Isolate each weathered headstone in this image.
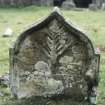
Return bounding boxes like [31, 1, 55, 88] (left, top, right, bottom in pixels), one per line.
[9, 8, 100, 104]
[101, 3, 105, 10]
[62, 0, 75, 9]
[89, 4, 98, 11]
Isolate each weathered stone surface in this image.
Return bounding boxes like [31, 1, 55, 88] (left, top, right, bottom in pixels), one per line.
[10, 8, 100, 104]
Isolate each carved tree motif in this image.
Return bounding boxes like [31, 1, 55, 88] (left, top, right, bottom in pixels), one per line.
[42, 20, 76, 65]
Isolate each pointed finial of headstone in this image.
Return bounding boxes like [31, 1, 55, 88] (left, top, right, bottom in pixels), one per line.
[53, 7, 61, 14]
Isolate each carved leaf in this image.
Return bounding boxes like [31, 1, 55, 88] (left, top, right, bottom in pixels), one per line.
[42, 20, 73, 64]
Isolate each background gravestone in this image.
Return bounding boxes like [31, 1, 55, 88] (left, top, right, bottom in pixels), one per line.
[9, 8, 100, 104]
[0, 0, 105, 9]
[62, 0, 75, 9]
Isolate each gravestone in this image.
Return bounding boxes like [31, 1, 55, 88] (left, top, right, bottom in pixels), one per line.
[101, 3, 105, 10]
[3, 27, 13, 37]
[62, 0, 75, 9]
[9, 8, 100, 104]
[89, 3, 98, 11]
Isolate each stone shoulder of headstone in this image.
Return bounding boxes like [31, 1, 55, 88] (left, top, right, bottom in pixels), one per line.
[89, 4, 98, 11]
[2, 27, 13, 37]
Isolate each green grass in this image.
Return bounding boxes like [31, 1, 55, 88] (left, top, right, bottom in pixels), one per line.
[0, 6, 105, 105]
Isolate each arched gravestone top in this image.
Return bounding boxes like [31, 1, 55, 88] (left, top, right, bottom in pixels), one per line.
[10, 8, 100, 104]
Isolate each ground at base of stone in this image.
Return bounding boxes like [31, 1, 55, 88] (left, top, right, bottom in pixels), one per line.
[0, 95, 90, 105]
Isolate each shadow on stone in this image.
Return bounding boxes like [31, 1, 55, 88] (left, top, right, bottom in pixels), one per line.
[5, 96, 90, 105]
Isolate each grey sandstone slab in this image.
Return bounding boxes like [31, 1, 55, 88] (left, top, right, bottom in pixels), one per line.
[62, 0, 75, 9]
[3, 27, 13, 37]
[89, 4, 98, 11]
[9, 8, 100, 104]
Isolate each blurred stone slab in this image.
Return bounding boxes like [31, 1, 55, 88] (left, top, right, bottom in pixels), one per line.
[9, 7, 100, 104]
[3, 27, 13, 37]
[101, 3, 105, 10]
[0, 92, 4, 97]
[0, 73, 9, 87]
[89, 4, 98, 11]
[62, 0, 75, 9]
